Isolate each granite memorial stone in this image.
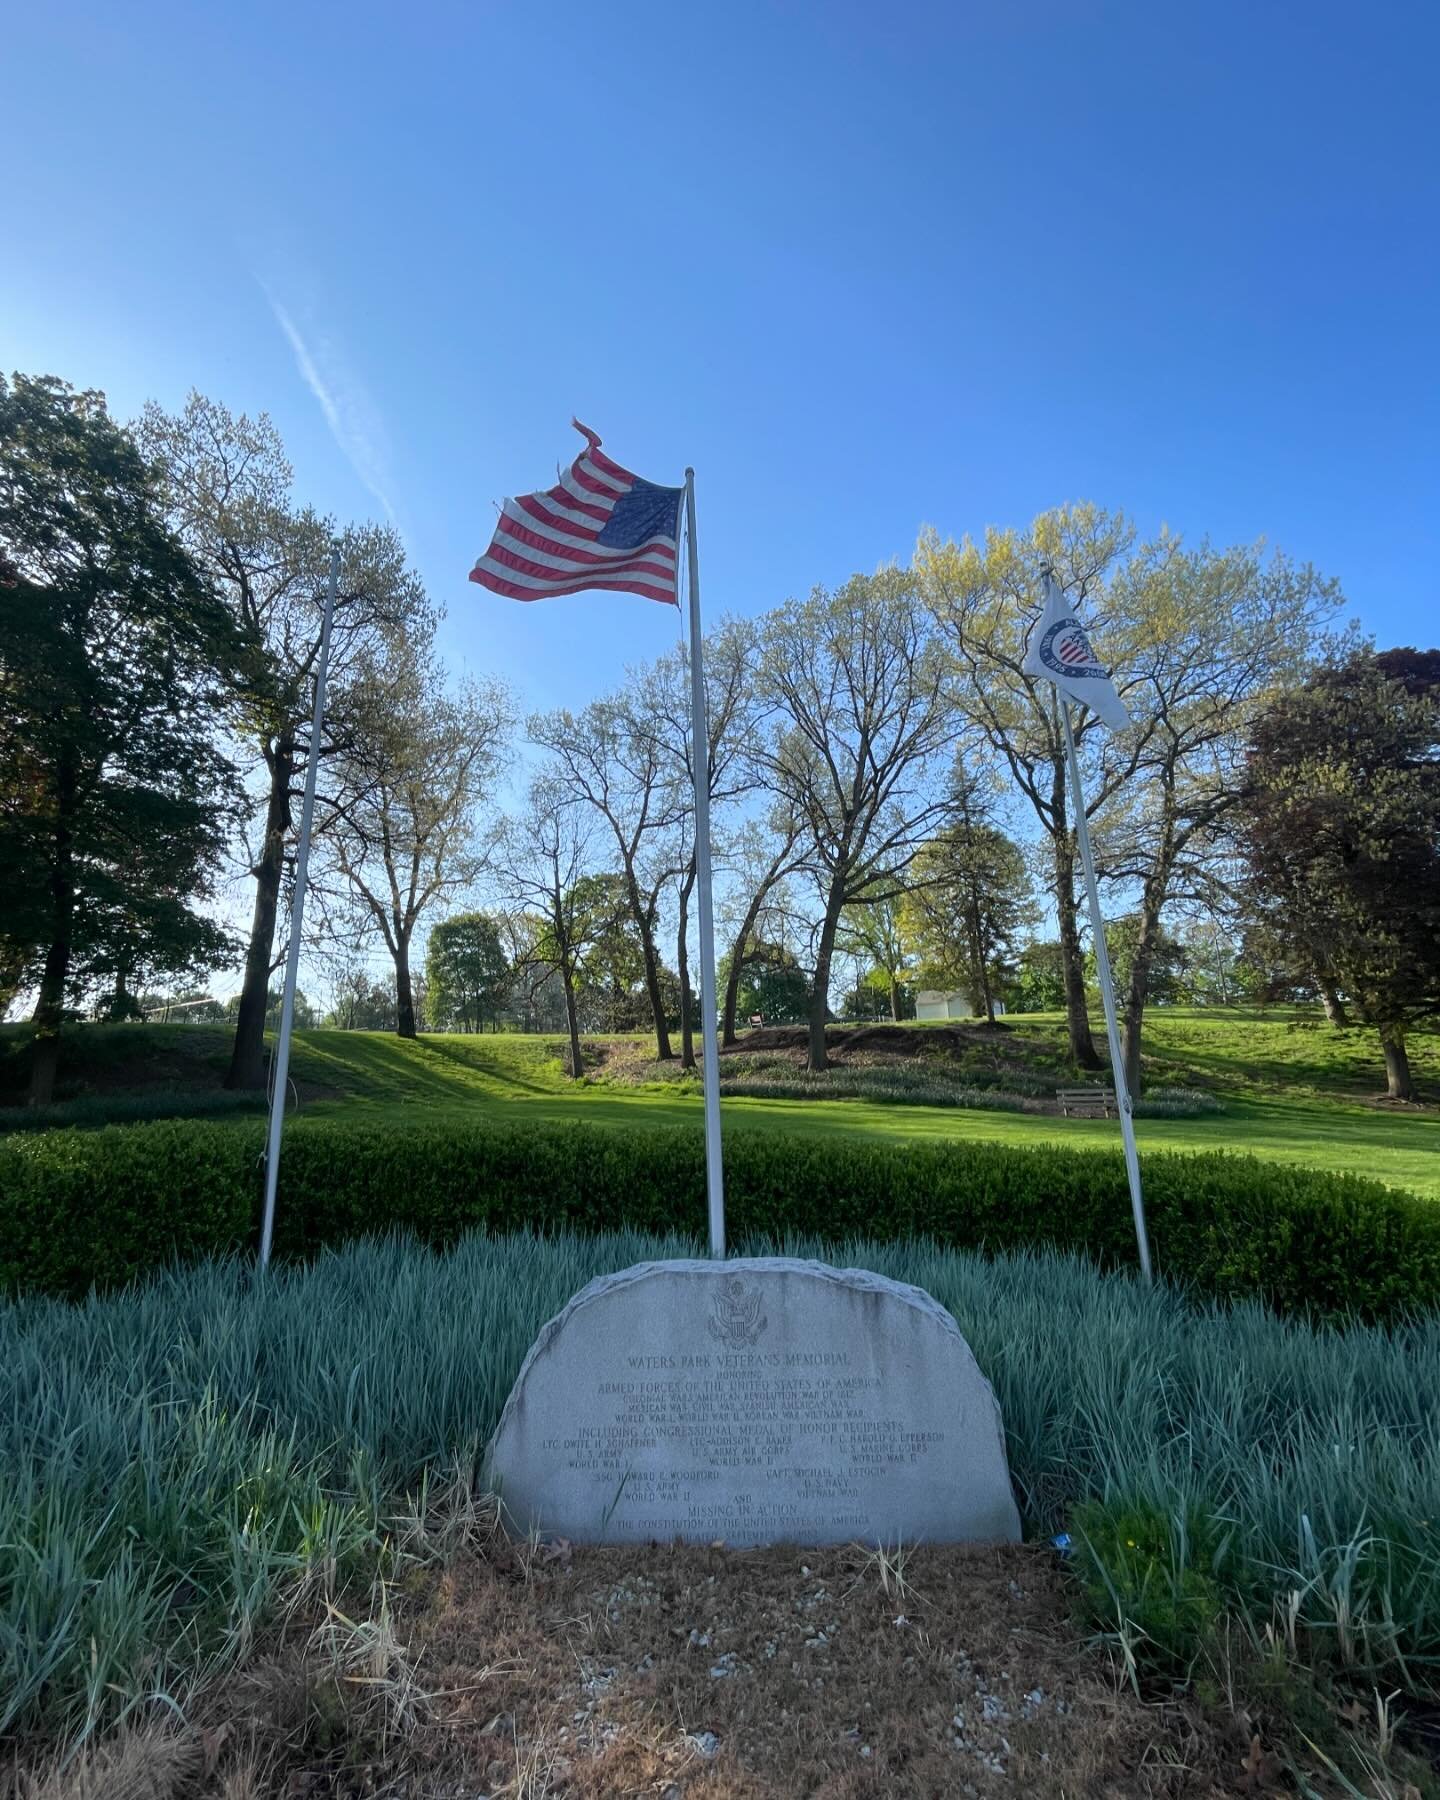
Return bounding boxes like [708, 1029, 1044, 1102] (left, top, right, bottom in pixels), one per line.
[485, 1258, 1021, 1546]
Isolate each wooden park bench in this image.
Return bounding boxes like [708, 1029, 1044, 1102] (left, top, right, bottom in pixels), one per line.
[1057, 1086, 1117, 1119]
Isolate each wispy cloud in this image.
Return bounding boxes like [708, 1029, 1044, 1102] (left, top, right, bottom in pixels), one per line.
[259, 278, 401, 529]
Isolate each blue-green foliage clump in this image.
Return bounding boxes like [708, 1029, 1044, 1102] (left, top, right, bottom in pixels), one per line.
[4, 1231, 1440, 1744]
[3, 1114, 1439, 1319]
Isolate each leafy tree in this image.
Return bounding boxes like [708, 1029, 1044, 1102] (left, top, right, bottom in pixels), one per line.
[629, 620, 760, 1068]
[136, 987, 225, 1023]
[758, 571, 953, 1070]
[225, 985, 317, 1030]
[720, 941, 811, 1025]
[319, 645, 511, 1037]
[1236, 651, 1440, 1098]
[564, 872, 642, 1031]
[493, 913, 570, 1033]
[838, 965, 915, 1021]
[918, 508, 1149, 1066]
[425, 913, 510, 1033]
[1088, 915, 1188, 1007]
[139, 394, 431, 1088]
[717, 810, 806, 1046]
[1173, 919, 1247, 1007]
[836, 896, 913, 1021]
[325, 964, 397, 1031]
[0, 375, 241, 1102]
[899, 783, 1033, 1025]
[492, 779, 600, 1077]
[529, 695, 684, 1060]
[1229, 917, 1325, 1008]
[1006, 941, 1069, 1013]
[1093, 535, 1340, 1088]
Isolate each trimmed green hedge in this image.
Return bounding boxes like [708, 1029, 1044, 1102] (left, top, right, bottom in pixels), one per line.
[2, 1115, 1438, 1318]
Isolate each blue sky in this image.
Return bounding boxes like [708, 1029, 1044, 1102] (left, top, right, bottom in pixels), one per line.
[7, 0, 1438, 726]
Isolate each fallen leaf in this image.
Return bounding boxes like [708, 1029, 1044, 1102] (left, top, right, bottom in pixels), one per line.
[1239, 1733, 1283, 1792]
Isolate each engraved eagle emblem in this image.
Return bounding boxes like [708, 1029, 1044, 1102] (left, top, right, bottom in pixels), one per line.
[708, 1276, 768, 1348]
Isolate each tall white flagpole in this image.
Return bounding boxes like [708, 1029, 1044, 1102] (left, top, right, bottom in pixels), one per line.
[683, 469, 726, 1260]
[1060, 701, 1153, 1284]
[258, 542, 340, 1270]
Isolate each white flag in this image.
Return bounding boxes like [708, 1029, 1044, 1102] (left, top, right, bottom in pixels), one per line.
[1021, 574, 1131, 731]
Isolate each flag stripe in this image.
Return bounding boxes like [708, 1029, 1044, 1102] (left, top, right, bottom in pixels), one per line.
[572, 458, 627, 499]
[578, 457, 627, 496]
[469, 563, 677, 605]
[555, 468, 613, 520]
[496, 508, 676, 568]
[527, 487, 616, 535]
[484, 539, 676, 585]
[472, 421, 682, 608]
[585, 439, 633, 485]
[511, 494, 603, 543]
[481, 544, 674, 584]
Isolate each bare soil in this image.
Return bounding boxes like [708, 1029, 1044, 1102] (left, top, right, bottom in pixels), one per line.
[15, 1538, 1403, 1800]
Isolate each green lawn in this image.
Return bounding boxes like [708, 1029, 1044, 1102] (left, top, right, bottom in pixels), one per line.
[279, 1009, 1440, 1200]
[5, 1007, 1438, 1199]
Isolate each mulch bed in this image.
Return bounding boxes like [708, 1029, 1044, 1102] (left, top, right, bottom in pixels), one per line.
[391, 1538, 1244, 1798]
[18, 1529, 1434, 1798]
[13, 1539, 1327, 1800]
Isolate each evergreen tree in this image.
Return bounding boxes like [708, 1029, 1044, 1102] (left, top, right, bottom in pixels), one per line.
[899, 790, 1034, 1024]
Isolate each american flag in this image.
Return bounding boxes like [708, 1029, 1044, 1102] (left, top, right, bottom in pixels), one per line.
[469, 421, 683, 606]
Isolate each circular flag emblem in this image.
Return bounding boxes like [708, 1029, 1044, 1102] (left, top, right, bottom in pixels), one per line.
[1039, 618, 1103, 680]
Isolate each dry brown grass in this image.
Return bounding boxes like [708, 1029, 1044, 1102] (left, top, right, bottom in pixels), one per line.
[6, 1538, 1433, 1799]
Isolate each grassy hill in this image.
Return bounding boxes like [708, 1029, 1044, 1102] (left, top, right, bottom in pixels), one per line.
[3, 1006, 1438, 1197]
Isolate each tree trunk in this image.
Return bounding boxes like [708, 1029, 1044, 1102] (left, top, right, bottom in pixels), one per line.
[966, 895, 996, 1024]
[1317, 974, 1350, 1028]
[1120, 875, 1167, 1096]
[1380, 1022, 1415, 1101]
[964, 889, 993, 1022]
[394, 935, 417, 1039]
[723, 893, 768, 1045]
[28, 769, 76, 1106]
[807, 891, 843, 1072]
[226, 734, 295, 1090]
[888, 979, 901, 1022]
[561, 962, 584, 1078]
[677, 863, 696, 1070]
[722, 941, 745, 1045]
[29, 939, 70, 1106]
[1054, 832, 1102, 1069]
[105, 951, 137, 1022]
[627, 876, 673, 1060]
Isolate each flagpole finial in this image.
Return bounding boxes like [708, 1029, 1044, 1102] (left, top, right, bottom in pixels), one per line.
[685, 467, 695, 481]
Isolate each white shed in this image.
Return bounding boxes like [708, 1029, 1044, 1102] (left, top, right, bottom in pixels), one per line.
[914, 989, 1005, 1021]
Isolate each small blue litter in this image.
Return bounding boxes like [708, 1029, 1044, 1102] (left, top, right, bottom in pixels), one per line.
[1050, 1532, 1073, 1557]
